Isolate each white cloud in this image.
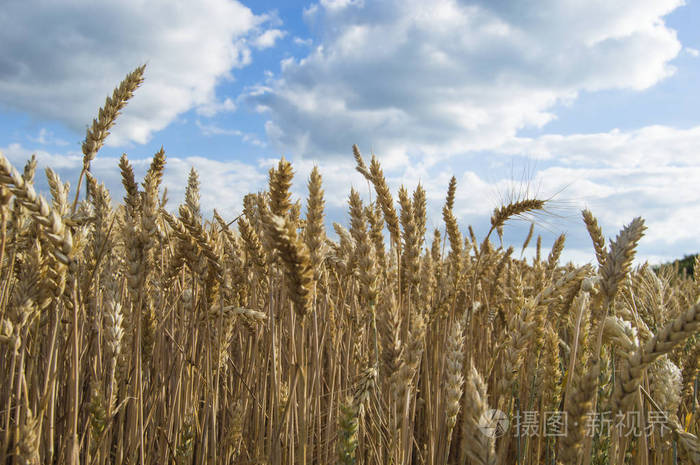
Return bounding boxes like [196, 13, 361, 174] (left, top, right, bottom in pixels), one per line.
[499, 125, 700, 168]
[196, 98, 237, 118]
[28, 128, 69, 147]
[485, 124, 700, 263]
[2, 143, 81, 172]
[686, 47, 700, 57]
[502, 126, 700, 243]
[196, 120, 266, 147]
[319, 0, 365, 11]
[163, 155, 268, 217]
[293, 37, 313, 47]
[247, 0, 683, 160]
[0, 0, 273, 145]
[253, 29, 287, 49]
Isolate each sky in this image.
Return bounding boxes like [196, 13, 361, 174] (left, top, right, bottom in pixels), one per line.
[1, 0, 699, 266]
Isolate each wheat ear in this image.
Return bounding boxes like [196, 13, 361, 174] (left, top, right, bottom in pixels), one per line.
[612, 302, 700, 413]
[459, 363, 496, 465]
[74, 65, 145, 210]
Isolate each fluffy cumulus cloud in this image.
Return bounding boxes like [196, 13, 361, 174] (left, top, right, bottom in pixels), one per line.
[253, 29, 287, 49]
[499, 125, 700, 167]
[502, 126, 700, 248]
[0, 0, 276, 146]
[247, 0, 683, 159]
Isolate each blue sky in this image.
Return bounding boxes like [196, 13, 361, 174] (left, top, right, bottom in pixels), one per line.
[1, 0, 700, 265]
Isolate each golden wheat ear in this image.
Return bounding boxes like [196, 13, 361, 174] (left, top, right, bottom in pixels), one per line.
[82, 65, 146, 170]
[73, 64, 146, 212]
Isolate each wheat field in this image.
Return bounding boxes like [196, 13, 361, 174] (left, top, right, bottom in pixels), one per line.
[1, 66, 699, 465]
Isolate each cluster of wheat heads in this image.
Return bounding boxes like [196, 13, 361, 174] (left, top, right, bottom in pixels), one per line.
[1, 67, 700, 465]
